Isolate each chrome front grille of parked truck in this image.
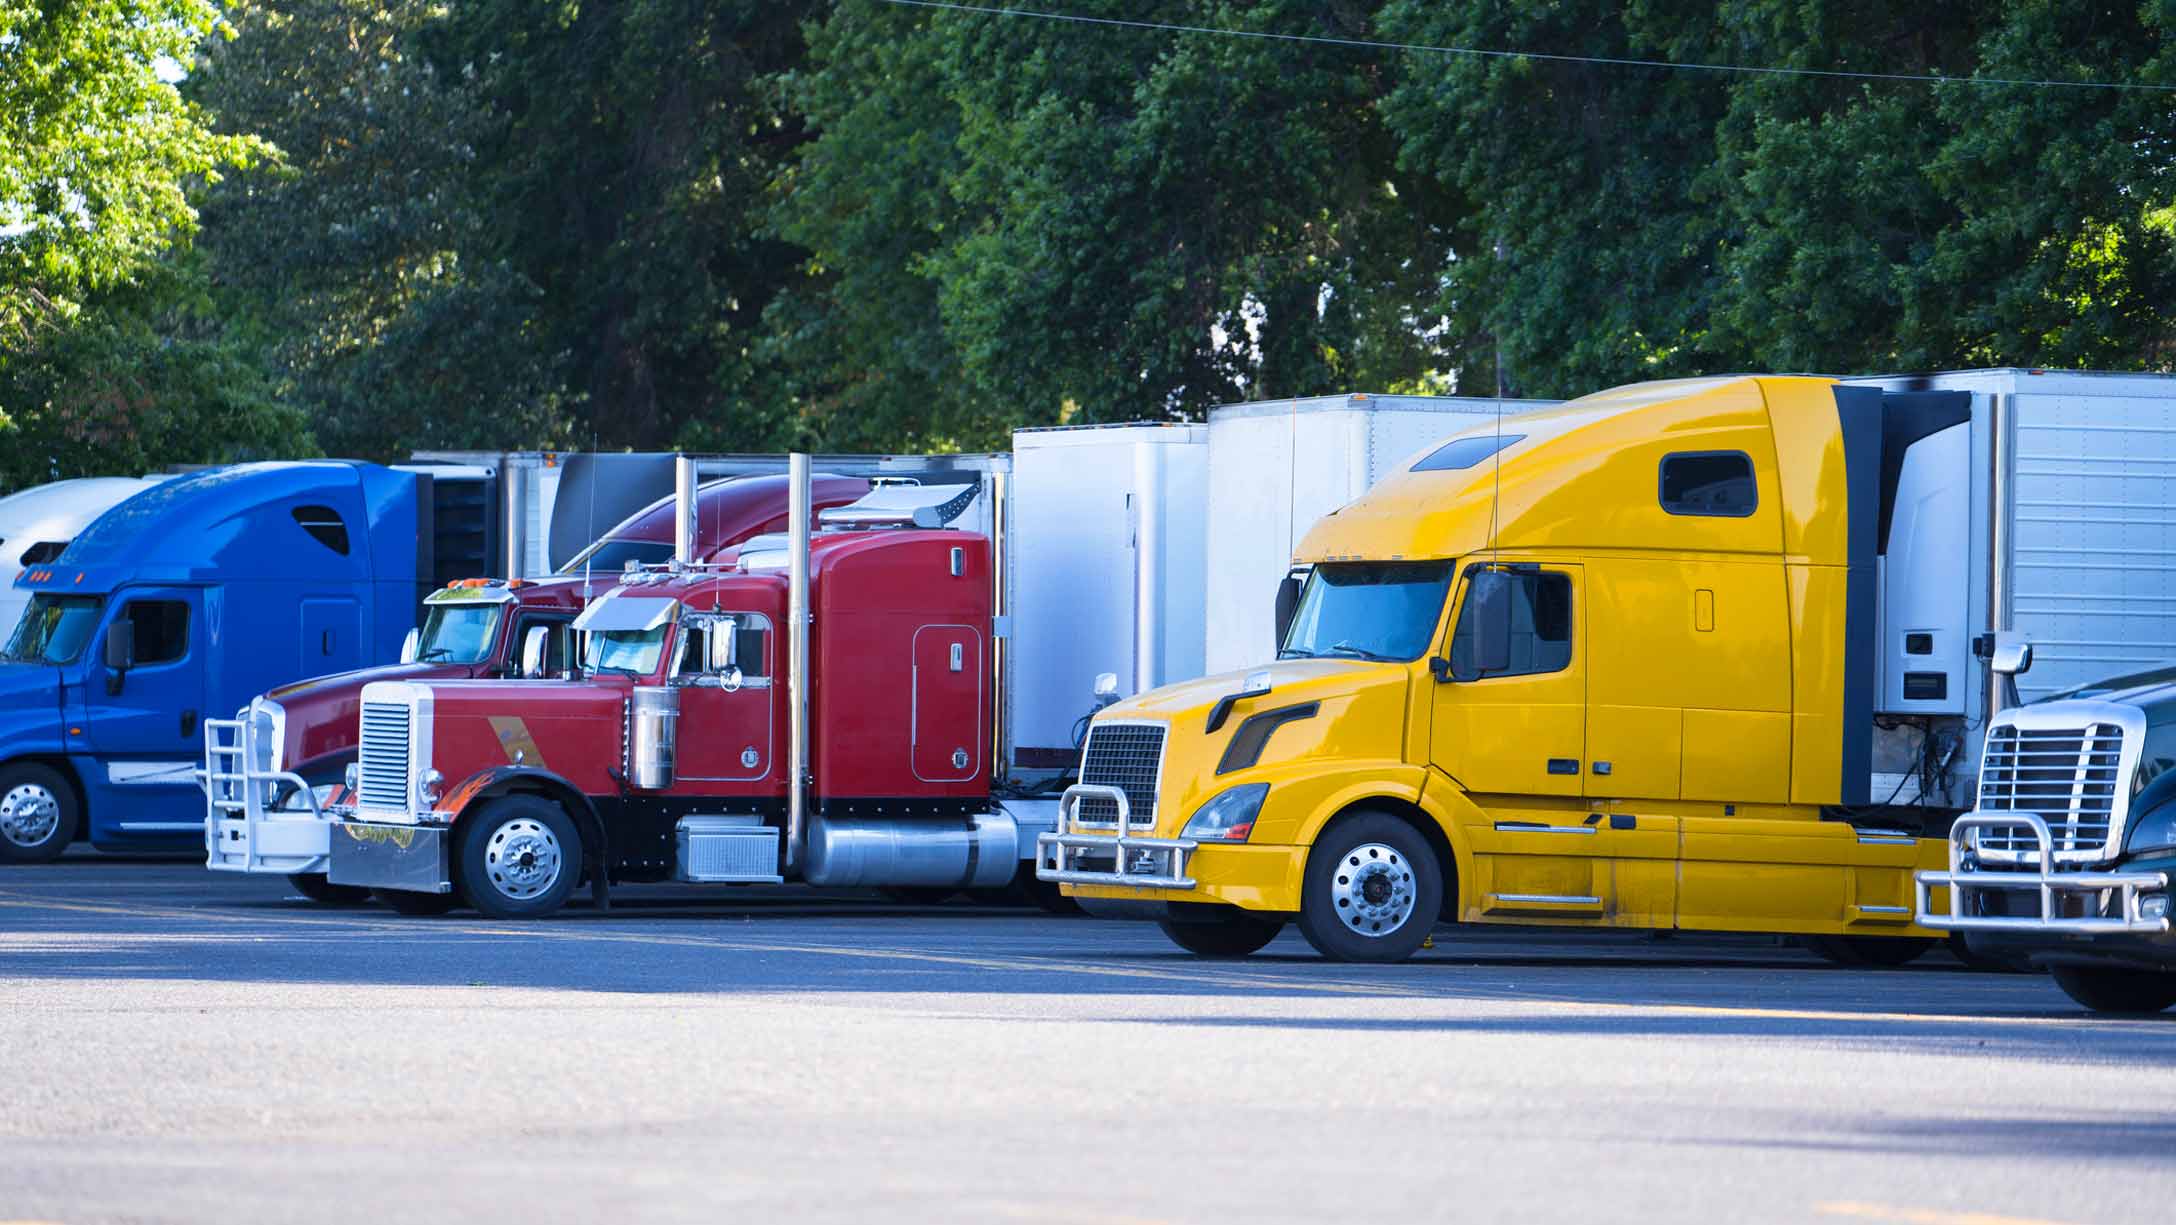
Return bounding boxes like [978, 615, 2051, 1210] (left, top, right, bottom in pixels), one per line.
[1973, 721, 2126, 857]
[356, 701, 414, 813]
[1072, 721, 1167, 827]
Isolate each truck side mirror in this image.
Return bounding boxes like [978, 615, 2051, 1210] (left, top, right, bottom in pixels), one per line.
[103, 619, 134, 695]
[1092, 671, 1121, 708]
[399, 628, 421, 664]
[1274, 569, 1305, 655]
[708, 617, 739, 673]
[1468, 570, 1514, 677]
[521, 626, 551, 678]
[1991, 640, 2033, 677]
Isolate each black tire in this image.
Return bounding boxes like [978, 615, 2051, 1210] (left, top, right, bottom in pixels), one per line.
[287, 872, 370, 905]
[0, 762, 81, 864]
[456, 795, 582, 919]
[372, 888, 461, 916]
[2051, 965, 2176, 1014]
[1296, 811, 1444, 963]
[1158, 906, 1286, 957]
[1805, 935, 1937, 967]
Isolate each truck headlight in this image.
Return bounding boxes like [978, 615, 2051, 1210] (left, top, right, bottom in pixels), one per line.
[417, 768, 444, 807]
[2126, 804, 2176, 855]
[1180, 783, 1268, 843]
[344, 762, 361, 793]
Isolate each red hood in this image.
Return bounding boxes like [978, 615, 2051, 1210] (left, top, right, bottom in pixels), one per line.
[418, 676, 635, 799]
[266, 660, 477, 774]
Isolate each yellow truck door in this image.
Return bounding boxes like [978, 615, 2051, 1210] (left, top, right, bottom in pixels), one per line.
[1432, 563, 1617, 921]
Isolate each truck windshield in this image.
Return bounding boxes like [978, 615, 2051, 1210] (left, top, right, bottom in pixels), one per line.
[1280, 562, 1454, 663]
[584, 625, 670, 676]
[415, 603, 504, 664]
[2, 595, 104, 665]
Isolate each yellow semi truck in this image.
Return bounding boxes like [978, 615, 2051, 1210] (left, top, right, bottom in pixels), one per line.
[1037, 373, 2057, 962]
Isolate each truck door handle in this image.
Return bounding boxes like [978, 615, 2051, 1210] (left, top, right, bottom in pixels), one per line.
[1546, 758, 1579, 775]
[180, 709, 198, 738]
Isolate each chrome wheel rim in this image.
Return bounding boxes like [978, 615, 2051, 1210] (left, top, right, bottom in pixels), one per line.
[0, 783, 61, 848]
[1330, 841, 1417, 937]
[483, 817, 562, 900]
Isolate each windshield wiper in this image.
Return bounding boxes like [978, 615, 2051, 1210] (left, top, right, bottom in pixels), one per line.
[417, 647, 452, 661]
[1322, 642, 1398, 662]
[1277, 648, 1317, 660]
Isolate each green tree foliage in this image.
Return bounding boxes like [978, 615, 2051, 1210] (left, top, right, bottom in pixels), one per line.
[1378, 0, 2176, 396]
[188, 0, 569, 458]
[423, 0, 820, 451]
[772, 0, 1456, 448]
[0, 249, 312, 492]
[0, 0, 270, 339]
[10, 1, 2176, 479]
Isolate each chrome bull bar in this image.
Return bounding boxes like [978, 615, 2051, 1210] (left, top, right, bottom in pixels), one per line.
[1915, 810, 2170, 935]
[200, 716, 334, 875]
[1035, 784, 1198, 890]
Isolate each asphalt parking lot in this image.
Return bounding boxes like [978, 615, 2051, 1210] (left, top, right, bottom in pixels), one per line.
[4, 853, 2173, 1225]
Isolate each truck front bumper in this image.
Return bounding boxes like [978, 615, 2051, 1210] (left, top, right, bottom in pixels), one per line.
[1035, 786, 1306, 911]
[1916, 810, 2171, 937]
[327, 818, 454, 894]
[1035, 784, 1198, 889]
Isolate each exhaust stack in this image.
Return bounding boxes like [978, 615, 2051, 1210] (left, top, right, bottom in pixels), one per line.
[673, 454, 698, 565]
[786, 453, 811, 869]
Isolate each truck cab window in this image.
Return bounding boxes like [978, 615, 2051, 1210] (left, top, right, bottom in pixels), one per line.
[291, 505, 351, 554]
[1659, 452, 1757, 517]
[2, 595, 103, 664]
[1280, 561, 1454, 663]
[674, 615, 772, 683]
[122, 600, 189, 666]
[415, 603, 503, 664]
[1448, 571, 1571, 679]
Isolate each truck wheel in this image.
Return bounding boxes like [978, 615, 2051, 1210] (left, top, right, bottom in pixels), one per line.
[372, 888, 461, 916]
[0, 763, 80, 864]
[287, 873, 369, 905]
[1296, 811, 1443, 963]
[457, 796, 582, 919]
[1158, 904, 1285, 957]
[2051, 966, 2176, 1014]
[1805, 935, 1936, 967]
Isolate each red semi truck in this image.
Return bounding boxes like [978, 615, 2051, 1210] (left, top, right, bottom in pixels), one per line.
[290, 461, 1053, 917]
[203, 472, 869, 897]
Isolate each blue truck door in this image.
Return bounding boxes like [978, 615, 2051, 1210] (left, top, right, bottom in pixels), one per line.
[299, 597, 364, 676]
[78, 588, 207, 843]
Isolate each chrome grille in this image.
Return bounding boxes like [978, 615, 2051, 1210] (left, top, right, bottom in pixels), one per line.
[357, 701, 413, 811]
[1075, 722, 1166, 826]
[1975, 721, 2125, 857]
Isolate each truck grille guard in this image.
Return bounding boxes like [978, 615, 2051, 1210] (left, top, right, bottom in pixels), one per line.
[1035, 784, 1197, 890]
[1917, 811, 2170, 935]
[201, 713, 333, 875]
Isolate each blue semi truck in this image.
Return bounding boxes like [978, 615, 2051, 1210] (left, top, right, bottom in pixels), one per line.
[0, 461, 513, 861]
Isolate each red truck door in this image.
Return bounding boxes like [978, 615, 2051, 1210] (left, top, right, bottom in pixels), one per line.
[673, 613, 776, 785]
[911, 624, 983, 783]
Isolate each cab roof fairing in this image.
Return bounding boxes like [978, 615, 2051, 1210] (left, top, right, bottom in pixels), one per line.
[1291, 375, 1844, 567]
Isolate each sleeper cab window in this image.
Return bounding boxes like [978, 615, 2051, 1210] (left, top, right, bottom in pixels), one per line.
[1448, 570, 1572, 680]
[1658, 451, 1757, 517]
[291, 505, 350, 554]
[124, 600, 189, 666]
